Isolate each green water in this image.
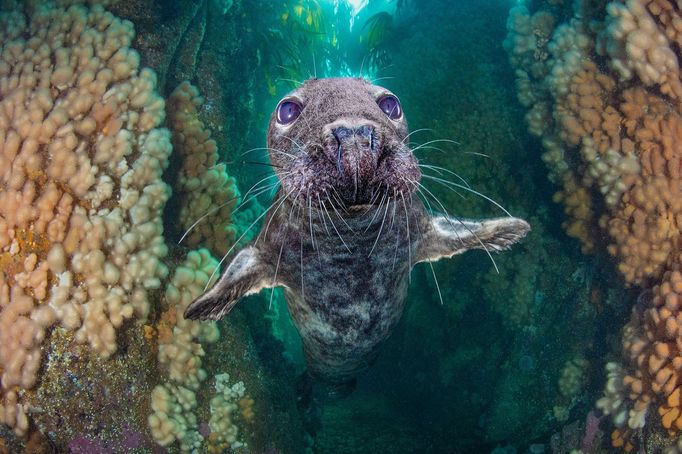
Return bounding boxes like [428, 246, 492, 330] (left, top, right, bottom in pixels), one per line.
[0, 0, 636, 453]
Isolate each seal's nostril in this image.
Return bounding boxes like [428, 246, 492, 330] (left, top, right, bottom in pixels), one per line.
[356, 125, 373, 139]
[332, 126, 353, 143]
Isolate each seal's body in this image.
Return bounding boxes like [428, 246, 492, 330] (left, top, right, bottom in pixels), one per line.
[272, 195, 419, 383]
[185, 78, 529, 384]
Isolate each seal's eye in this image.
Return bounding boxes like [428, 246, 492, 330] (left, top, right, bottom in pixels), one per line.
[377, 94, 402, 120]
[276, 100, 302, 125]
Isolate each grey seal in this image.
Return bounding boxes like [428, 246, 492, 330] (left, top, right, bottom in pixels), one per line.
[184, 77, 529, 385]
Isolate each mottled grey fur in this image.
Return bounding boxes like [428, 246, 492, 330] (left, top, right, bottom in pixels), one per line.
[185, 78, 530, 384]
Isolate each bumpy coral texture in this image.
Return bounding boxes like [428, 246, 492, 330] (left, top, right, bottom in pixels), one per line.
[149, 249, 220, 450]
[506, 0, 682, 449]
[148, 249, 248, 452]
[0, 3, 169, 436]
[167, 81, 241, 257]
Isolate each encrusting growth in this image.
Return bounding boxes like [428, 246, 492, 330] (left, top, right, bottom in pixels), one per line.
[167, 81, 242, 257]
[0, 2, 170, 436]
[506, 0, 682, 449]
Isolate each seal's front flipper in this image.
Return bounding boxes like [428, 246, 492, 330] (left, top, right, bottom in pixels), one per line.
[184, 246, 274, 320]
[416, 216, 530, 263]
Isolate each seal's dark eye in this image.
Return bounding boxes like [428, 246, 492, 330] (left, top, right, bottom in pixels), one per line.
[377, 94, 401, 120]
[276, 100, 302, 125]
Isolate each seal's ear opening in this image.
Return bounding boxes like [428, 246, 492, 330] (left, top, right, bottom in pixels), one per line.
[184, 246, 274, 321]
[416, 216, 530, 264]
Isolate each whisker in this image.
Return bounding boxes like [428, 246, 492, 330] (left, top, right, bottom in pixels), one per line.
[368, 196, 391, 257]
[178, 194, 239, 245]
[421, 174, 465, 199]
[270, 150, 299, 160]
[278, 77, 304, 86]
[269, 242, 285, 311]
[401, 128, 434, 144]
[423, 175, 512, 217]
[370, 76, 395, 84]
[413, 146, 490, 160]
[410, 144, 446, 154]
[332, 200, 357, 236]
[428, 262, 444, 305]
[322, 201, 352, 253]
[419, 164, 471, 188]
[205, 191, 293, 291]
[388, 189, 397, 232]
[414, 138, 461, 148]
[259, 186, 298, 245]
[242, 160, 284, 169]
[365, 192, 387, 233]
[360, 189, 382, 217]
[329, 188, 349, 214]
[241, 146, 286, 157]
[318, 193, 331, 238]
[389, 196, 400, 271]
[359, 54, 368, 79]
[399, 192, 412, 283]
[415, 180, 500, 274]
[308, 194, 320, 264]
[178, 172, 283, 245]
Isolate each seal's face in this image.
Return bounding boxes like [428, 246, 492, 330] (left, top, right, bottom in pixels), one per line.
[267, 78, 420, 208]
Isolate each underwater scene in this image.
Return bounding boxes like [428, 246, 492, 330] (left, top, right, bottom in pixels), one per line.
[3, 0, 682, 452]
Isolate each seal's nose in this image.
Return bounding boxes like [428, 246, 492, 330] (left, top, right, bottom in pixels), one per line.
[327, 124, 379, 204]
[332, 125, 375, 150]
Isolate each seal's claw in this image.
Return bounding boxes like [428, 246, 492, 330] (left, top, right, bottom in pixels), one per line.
[478, 217, 531, 252]
[184, 246, 275, 321]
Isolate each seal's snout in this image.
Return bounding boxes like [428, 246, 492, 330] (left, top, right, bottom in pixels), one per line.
[326, 122, 382, 204]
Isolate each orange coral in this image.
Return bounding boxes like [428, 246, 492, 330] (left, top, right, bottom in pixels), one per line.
[505, 0, 682, 448]
[553, 173, 595, 252]
[612, 428, 635, 452]
[156, 306, 177, 345]
[238, 396, 255, 423]
[143, 324, 156, 342]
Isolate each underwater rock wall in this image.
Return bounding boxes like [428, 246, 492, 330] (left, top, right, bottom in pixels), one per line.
[0, 1, 303, 452]
[166, 81, 242, 257]
[107, 0, 270, 187]
[506, 0, 682, 451]
[0, 0, 170, 436]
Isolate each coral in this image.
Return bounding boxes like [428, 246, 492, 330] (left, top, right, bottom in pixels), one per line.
[167, 81, 241, 257]
[147, 250, 256, 452]
[0, 2, 169, 437]
[208, 373, 246, 451]
[149, 248, 220, 450]
[158, 249, 220, 390]
[553, 357, 589, 422]
[506, 0, 682, 448]
[508, 0, 682, 282]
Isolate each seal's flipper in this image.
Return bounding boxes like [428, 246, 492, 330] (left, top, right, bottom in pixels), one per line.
[416, 216, 530, 263]
[184, 246, 274, 320]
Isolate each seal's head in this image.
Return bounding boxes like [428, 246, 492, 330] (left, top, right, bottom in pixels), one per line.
[267, 77, 420, 208]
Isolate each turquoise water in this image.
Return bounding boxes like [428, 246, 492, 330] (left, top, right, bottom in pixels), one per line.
[0, 0, 664, 453]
